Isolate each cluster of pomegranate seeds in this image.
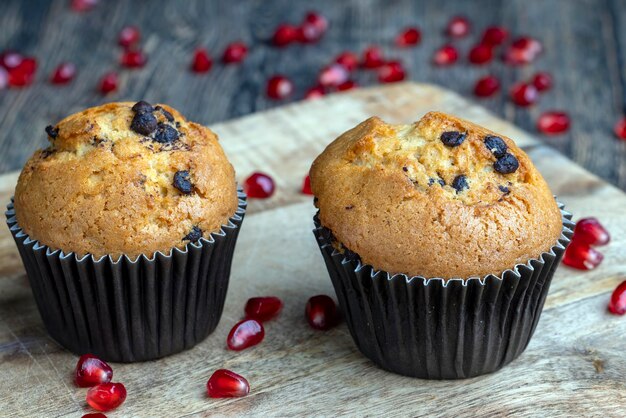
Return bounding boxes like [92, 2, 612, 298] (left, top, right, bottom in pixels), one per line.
[613, 117, 626, 140]
[474, 75, 500, 97]
[244, 172, 275, 198]
[87, 383, 127, 412]
[608, 281, 626, 315]
[74, 354, 127, 413]
[305, 295, 340, 330]
[446, 16, 471, 38]
[99, 72, 118, 94]
[537, 111, 571, 135]
[266, 75, 294, 100]
[395, 27, 421, 47]
[117, 26, 147, 69]
[301, 175, 313, 195]
[0, 51, 38, 88]
[272, 11, 328, 47]
[222, 42, 248, 64]
[433, 45, 458, 66]
[245, 296, 283, 322]
[207, 369, 250, 398]
[50, 62, 77, 84]
[563, 217, 610, 270]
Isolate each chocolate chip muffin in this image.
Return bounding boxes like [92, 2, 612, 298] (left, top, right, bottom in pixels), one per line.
[310, 111, 573, 379]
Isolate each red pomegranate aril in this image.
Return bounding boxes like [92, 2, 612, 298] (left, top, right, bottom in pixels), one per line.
[503, 36, 543, 65]
[446, 16, 471, 38]
[99, 72, 118, 94]
[266, 75, 293, 100]
[86, 382, 126, 412]
[245, 296, 284, 322]
[82, 413, 107, 418]
[318, 64, 349, 88]
[8, 57, 37, 87]
[481, 26, 509, 46]
[244, 172, 275, 198]
[335, 52, 359, 72]
[207, 369, 250, 398]
[395, 27, 421, 47]
[304, 11, 328, 33]
[118, 26, 140, 48]
[614, 117, 626, 140]
[433, 45, 458, 66]
[227, 318, 264, 350]
[120, 49, 147, 68]
[532, 72, 553, 92]
[50, 62, 77, 84]
[378, 61, 406, 83]
[468, 44, 493, 64]
[71, 0, 98, 12]
[337, 80, 358, 91]
[562, 241, 604, 270]
[75, 354, 113, 387]
[362, 46, 384, 69]
[301, 175, 313, 195]
[272, 24, 299, 47]
[573, 217, 610, 246]
[510, 82, 538, 106]
[298, 12, 328, 44]
[537, 111, 570, 135]
[474, 75, 500, 97]
[191, 48, 212, 73]
[1, 51, 23, 70]
[306, 295, 339, 330]
[222, 41, 248, 64]
[608, 281, 626, 315]
[304, 85, 325, 99]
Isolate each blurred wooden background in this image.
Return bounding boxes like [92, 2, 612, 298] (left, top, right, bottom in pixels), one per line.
[1, 0, 625, 190]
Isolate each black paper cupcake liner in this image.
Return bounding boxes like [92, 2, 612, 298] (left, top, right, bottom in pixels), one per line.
[6, 190, 246, 363]
[313, 201, 573, 379]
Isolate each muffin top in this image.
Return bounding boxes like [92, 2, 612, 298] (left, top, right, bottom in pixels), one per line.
[310, 111, 563, 279]
[14, 101, 238, 259]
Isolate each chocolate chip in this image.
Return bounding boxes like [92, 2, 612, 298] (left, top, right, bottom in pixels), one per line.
[494, 153, 519, 174]
[428, 177, 445, 186]
[153, 123, 179, 143]
[345, 205, 354, 210]
[402, 166, 408, 172]
[484, 136, 508, 158]
[451, 175, 469, 193]
[173, 170, 193, 194]
[499, 185, 510, 194]
[45, 125, 59, 139]
[155, 105, 174, 122]
[131, 112, 158, 135]
[184, 226, 203, 242]
[132, 101, 154, 113]
[440, 131, 466, 147]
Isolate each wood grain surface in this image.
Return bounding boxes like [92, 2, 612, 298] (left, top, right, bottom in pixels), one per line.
[1, 0, 626, 192]
[0, 83, 625, 417]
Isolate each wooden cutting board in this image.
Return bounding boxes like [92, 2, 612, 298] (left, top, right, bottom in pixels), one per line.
[1, 83, 625, 417]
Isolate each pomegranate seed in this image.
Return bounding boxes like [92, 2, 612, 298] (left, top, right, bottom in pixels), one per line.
[98, 72, 118, 94]
[118, 26, 140, 48]
[120, 49, 147, 68]
[433, 45, 458, 66]
[0, 51, 23, 70]
[298, 12, 328, 44]
[608, 281, 626, 315]
[378, 60, 406, 83]
[266, 75, 293, 100]
[207, 369, 250, 398]
[227, 318, 264, 350]
[503, 36, 543, 65]
[532, 72, 553, 92]
[71, 0, 98, 12]
[573, 218, 610, 246]
[468, 44, 493, 64]
[222, 41, 248, 64]
[446, 16, 471, 38]
[75, 354, 113, 387]
[318, 64, 349, 88]
[335, 52, 359, 71]
[614, 117, 626, 140]
[510, 82, 538, 106]
[537, 111, 570, 135]
[86, 382, 126, 412]
[8, 57, 37, 87]
[474, 75, 500, 97]
[481, 26, 509, 46]
[245, 296, 283, 322]
[395, 27, 421, 47]
[301, 175, 313, 195]
[362, 46, 384, 69]
[272, 24, 299, 47]
[304, 11, 328, 33]
[191, 48, 212, 73]
[82, 414, 107, 418]
[243, 172, 275, 198]
[304, 85, 326, 99]
[337, 80, 358, 91]
[305, 295, 339, 330]
[562, 241, 604, 270]
[0, 67, 8, 90]
[50, 62, 77, 84]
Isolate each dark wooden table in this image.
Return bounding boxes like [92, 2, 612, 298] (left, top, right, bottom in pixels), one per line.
[1, 0, 625, 191]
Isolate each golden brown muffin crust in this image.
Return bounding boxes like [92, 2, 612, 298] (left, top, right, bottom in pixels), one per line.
[310, 111, 563, 279]
[14, 102, 238, 258]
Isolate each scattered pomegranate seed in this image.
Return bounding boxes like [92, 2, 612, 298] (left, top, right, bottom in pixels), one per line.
[98, 72, 118, 94]
[298, 12, 328, 43]
[337, 80, 358, 91]
[0, 67, 8, 90]
[573, 218, 610, 246]
[304, 85, 325, 99]
[395, 27, 421, 47]
[272, 24, 299, 47]
[614, 117, 626, 140]
[243, 172, 275, 198]
[0, 51, 23, 69]
[510, 82, 539, 106]
[361, 46, 385, 69]
[318, 64, 349, 88]
[245, 296, 284, 322]
[82, 413, 107, 418]
[608, 281, 626, 315]
[503, 36, 543, 65]
[301, 175, 313, 195]
[222, 41, 248, 64]
[120, 49, 147, 68]
[118, 26, 140, 48]
[446, 16, 471, 38]
[474, 75, 500, 97]
[335, 52, 359, 71]
[75, 354, 113, 387]
[71, 0, 98, 12]
[378, 60, 406, 83]
[50, 62, 77, 84]
[532, 72, 553, 92]
[191, 48, 212, 73]
[562, 241, 604, 270]
[266, 75, 293, 100]
[433, 45, 458, 66]
[8, 57, 37, 87]
[207, 369, 250, 398]
[305, 295, 339, 330]
[468, 44, 493, 64]
[86, 382, 127, 412]
[303, 11, 328, 33]
[481, 26, 509, 46]
[537, 111, 570, 135]
[227, 318, 265, 350]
